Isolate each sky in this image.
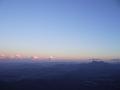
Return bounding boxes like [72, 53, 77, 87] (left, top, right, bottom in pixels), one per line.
[0, 0, 120, 60]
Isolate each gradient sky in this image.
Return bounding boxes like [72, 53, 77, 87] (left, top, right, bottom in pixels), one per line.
[0, 0, 120, 59]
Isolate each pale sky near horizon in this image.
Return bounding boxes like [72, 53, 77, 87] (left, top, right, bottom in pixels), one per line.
[0, 0, 120, 59]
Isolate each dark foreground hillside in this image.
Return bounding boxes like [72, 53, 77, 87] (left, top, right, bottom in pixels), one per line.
[0, 60, 120, 90]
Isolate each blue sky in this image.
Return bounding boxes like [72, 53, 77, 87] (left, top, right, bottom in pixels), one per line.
[0, 0, 120, 59]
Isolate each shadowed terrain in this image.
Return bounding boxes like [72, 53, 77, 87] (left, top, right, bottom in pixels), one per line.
[0, 60, 120, 90]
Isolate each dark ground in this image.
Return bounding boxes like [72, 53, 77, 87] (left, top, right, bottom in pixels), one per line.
[0, 60, 120, 90]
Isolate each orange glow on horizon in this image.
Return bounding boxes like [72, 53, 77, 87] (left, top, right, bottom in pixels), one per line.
[0, 52, 120, 60]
